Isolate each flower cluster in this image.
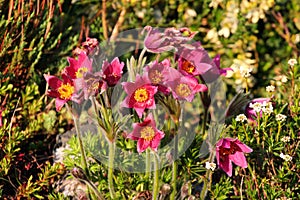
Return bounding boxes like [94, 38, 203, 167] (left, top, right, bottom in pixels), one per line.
[44, 38, 124, 111]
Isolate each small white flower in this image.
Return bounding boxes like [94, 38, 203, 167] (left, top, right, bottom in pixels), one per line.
[287, 59, 297, 67]
[262, 102, 273, 115]
[281, 136, 290, 143]
[205, 162, 216, 171]
[236, 114, 247, 122]
[239, 66, 252, 78]
[266, 85, 275, 92]
[249, 102, 262, 113]
[281, 75, 288, 83]
[279, 153, 292, 162]
[276, 114, 287, 122]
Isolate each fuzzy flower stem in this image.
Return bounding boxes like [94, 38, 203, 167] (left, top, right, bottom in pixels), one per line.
[152, 151, 160, 200]
[145, 148, 151, 186]
[200, 150, 215, 200]
[202, 107, 208, 136]
[67, 104, 90, 178]
[242, 124, 249, 141]
[108, 140, 116, 199]
[170, 102, 183, 200]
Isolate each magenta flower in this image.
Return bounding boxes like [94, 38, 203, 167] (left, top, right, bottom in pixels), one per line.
[143, 26, 196, 53]
[165, 68, 207, 101]
[44, 74, 76, 111]
[121, 75, 158, 118]
[216, 138, 253, 177]
[143, 59, 170, 94]
[177, 42, 214, 77]
[73, 71, 107, 101]
[101, 57, 124, 87]
[245, 98, 270, 121]
[127, 113, 165, 153]
[64, 52, 93, 79]
[201, 54, 233, 83]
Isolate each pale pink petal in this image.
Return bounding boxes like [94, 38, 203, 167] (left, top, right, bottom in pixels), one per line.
[229, 152, 248, 168]
[55, 98, 67, 111]
[137, 139, 151, 153]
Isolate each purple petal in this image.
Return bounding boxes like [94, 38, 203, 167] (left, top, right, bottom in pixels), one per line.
[229, 152, 248, 168]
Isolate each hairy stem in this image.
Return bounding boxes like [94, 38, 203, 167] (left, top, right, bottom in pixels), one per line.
[108, 141, 116, 199]
[152, 152, 160, 200]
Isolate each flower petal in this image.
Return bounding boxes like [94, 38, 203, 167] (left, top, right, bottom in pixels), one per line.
[229, 151, 248, 168]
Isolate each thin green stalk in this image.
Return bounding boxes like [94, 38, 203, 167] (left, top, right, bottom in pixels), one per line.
[200, 151, 215, 200]
[145, 148, 151, 186]
[82, 179, 105, 200]
[152, 152, 160, 200]
[276, 123, 282, 142]
[202, 108, 208, 136]
[170, 102, 183, 200]
[242, 124, 249, 141]
[170, 135, 178, 200]
[68, 105, 90, 177]
[108, 141, 116, 199]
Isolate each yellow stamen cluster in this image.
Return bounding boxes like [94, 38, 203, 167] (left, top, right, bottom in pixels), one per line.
[149, 69, 163, 84]
[175, 83, 191, 98]
[75, 67, 88, 78]
[134, 88, 149, 102]
[182, 60, 195, 74]
[140, 126, 155, 141]
[58, 83, 74, 100]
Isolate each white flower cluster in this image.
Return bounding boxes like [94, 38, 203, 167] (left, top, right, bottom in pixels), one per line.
[236, 114, 247, 122]
[266, 85, 275, 93]
[205, 162, 217, 171]
[249, 102, 263, 113]
[276, 114, 287, 123]
[287, 59, 297, 67]
[261, 101, 273, 115]
[239, 66, 253, 78]
[279, 153, 292, 162]
[281, 136, 290, 143]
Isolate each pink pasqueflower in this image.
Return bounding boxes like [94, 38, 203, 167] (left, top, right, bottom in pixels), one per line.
[44, 74, 76, 111]
[166, 68, 207, 101]
[143, 26, 196, 53]
[201, 54, 233, 82]
[177, 42, 214, 77]
[64, 52, 93, 79]
[121, 75, 158, 118]
[101, 57, 124, 87]
[127, 113, 164, 153]
[245, 98, 270, 121]
[216, 138, 253, 177]
[143, 59, 170, 94]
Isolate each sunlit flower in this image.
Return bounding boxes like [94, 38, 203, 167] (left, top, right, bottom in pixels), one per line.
[276, 114, 287, 123]
[44, 74, 77, 111]
[239, 66, 252, 78]
[266, 85, 275, 92]
[101, 57, 124, 87]
[245, 98, 270, 121]
[143, 26, 196, 53]
[201, 54, 233, 82]
[235, 114, 247, 122]
[216, 138, 253, 177]
[121, 75, 158, 118]
[281, 136, 290, 143]
[205, 162, 216, 171]
[165, 68, 207, 101]
[177, 42, 214, 77]
[261, 101, 273, 115]
[143, 59, 170, 94]
[127, 113, 164, 153]
[64, 52, 93, 79]
[279, 153, 292, 162]
[287, 59, 297, 67]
